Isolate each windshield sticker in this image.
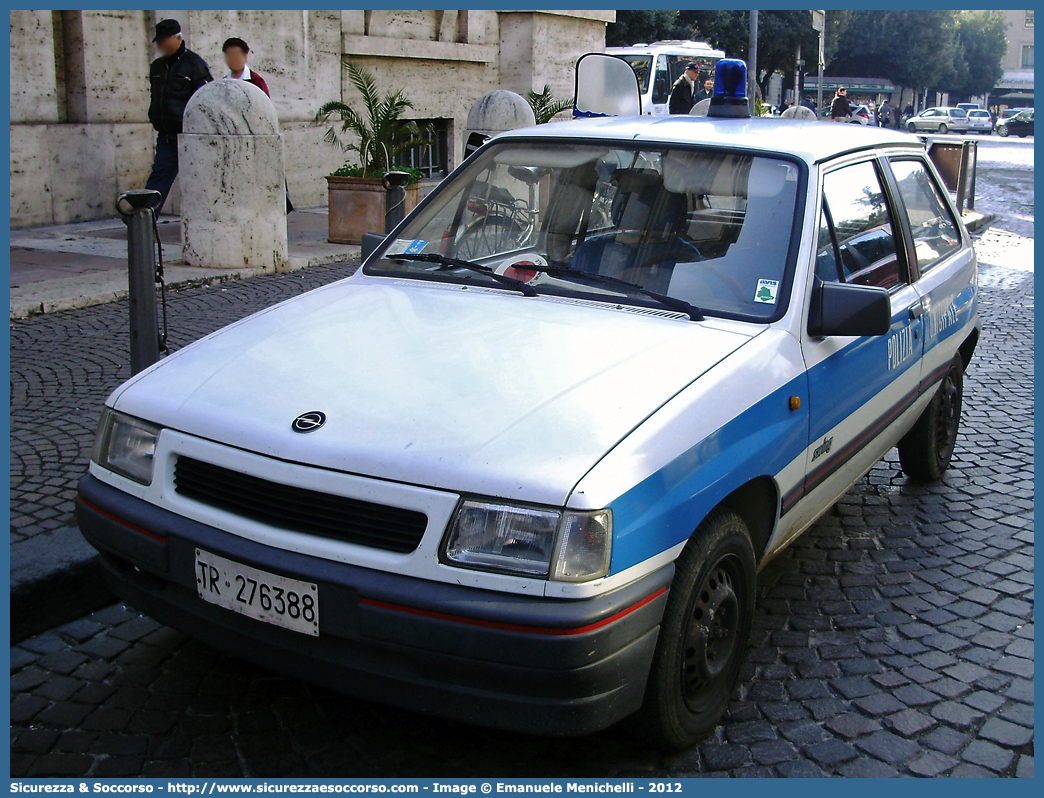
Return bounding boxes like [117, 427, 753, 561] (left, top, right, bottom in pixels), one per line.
[385, 238, 428, 256]
[754, 279, 779, 305]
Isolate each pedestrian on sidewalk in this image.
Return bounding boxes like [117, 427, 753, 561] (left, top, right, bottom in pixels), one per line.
[145, 19, 213, 214]
[668, 62, 699, 115]
[222, 37, 270, 96]
[221, 36, 293, 214]
[879, 99, 892, 129]
[830, 87, 851, 122]
[693, 74, 715, 105]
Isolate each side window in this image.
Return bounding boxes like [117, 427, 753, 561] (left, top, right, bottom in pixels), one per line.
[819, 161, 903, 290]
[889, 159, 961, 273]
[652, 56, 670, 105]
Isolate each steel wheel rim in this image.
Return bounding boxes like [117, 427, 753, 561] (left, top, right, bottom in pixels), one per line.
[936, 370, 960, 458]
[680, 555, 742, 713]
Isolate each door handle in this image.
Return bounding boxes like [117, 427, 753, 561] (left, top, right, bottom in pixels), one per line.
[909, 303, 924, 319]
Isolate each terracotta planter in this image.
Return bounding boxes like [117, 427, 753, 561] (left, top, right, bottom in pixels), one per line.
[325, 175, 420, 244]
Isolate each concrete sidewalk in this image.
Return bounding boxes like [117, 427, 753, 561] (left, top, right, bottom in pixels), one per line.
[10, 207, 360, 319]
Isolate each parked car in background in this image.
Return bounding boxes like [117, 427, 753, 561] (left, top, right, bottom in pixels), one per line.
[966, 109, 993, 134]
[995, 107, 1030, 126]
[996, 109, 1034, 138]
[906, 107, 970, 134]
[850, 104, 875, 125]
[956, 102, 980, 113]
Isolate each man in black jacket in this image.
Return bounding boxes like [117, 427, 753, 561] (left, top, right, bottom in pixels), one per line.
[668, 62, 700, 115]
[144, 19, 213, 213]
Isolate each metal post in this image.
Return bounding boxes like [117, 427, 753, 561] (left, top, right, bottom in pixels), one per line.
[967, 140, 977, 211]
[817, 18, 826, 118]
[954, 140, 976, 215]
[794, 44, 801, 106]
[382, 170, 410, 233]
[116, 190, 162, 375]
[748, 10, 759, 115]
[811, 11, 826, 117]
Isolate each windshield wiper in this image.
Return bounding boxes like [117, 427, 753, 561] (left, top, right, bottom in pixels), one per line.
[386, 252, 537, 297]
[526, 265, 704, 321]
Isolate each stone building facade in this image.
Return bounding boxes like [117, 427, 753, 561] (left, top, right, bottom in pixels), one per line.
[9, 9, 613, 228]
[993, 9, 1034, 110]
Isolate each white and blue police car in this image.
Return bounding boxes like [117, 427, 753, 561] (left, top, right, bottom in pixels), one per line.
[78, 61, 980, 748]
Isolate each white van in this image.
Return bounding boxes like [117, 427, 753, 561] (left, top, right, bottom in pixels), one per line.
[606, 40, 726, 116]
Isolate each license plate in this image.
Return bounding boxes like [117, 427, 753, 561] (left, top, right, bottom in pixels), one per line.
[194, 549, 319, 636]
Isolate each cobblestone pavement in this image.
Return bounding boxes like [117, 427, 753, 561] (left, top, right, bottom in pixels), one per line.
[9, 226, 1033, 777]
[10, 262, 360, 548]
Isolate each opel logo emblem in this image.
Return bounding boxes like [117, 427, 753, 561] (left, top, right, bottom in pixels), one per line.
[292, 411, 327, 433]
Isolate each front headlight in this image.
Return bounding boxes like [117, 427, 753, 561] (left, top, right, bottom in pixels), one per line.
[442, 500, 611, 582]
[92, 409, 161, 485]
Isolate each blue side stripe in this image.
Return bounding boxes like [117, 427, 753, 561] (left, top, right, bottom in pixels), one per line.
[608, 376, 808, 575]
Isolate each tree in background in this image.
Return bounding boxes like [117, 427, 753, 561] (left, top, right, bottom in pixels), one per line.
[605, 11, 680, 47]
[607, 10, 851, 99]
[950, 10, 1007, 99]
[606, 10, 1006, 104]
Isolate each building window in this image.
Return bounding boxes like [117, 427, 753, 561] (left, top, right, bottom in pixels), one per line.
[1022, 44, 1034, 69]
[395, 119, 450, 179]
[1026, 10, 1034, 27]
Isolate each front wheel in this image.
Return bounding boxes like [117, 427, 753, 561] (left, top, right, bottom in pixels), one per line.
[635, 508, 756, 750]
[938, 123, 949, 133]
[898, 355, 964, 481]
[907, 122, 918, 132]
[998, 125, 1010, 137]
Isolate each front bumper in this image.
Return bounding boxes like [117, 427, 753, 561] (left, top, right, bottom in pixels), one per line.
[76, 474, 671, 736]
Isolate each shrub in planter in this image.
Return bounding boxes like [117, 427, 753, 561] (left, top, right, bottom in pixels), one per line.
[315, 62, 429, 243]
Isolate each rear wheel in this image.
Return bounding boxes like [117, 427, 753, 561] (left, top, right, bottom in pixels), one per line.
[998, 125, 1010, 137]
[938, 123, 949, 133]
[636, 508, 756, 750]
[898, 355, 964, 481]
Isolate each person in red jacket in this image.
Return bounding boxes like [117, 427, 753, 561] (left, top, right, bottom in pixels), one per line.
[221, 37, 293, 212]
[221, 37, 269, 96]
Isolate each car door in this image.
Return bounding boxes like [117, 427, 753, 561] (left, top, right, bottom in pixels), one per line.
[884, 155, 977, 391]
[787, 157, 925, 527]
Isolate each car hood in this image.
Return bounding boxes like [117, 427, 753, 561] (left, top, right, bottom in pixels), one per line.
[113, 276, 757, 505]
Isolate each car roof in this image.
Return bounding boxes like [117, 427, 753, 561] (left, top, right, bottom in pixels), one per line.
[498, 116, 922, 164]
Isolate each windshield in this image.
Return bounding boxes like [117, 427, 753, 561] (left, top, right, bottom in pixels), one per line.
[619, 55, 653, 93]
[365, 141, 804, 321]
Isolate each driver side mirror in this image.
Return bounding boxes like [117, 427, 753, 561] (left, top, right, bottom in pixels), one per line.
[807, 278, 891, 338]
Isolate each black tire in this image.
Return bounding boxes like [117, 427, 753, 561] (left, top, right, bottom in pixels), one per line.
[907, 122, 918, 133]
[1018, 133, 1028, 138]
[898, 355, 964, 482]
[938, 123, 949, 133]
[636, 508, 756, 750]
[998, 125, 1010, 137]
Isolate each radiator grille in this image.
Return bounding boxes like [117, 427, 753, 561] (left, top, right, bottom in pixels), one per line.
[173, 457, 427, 553]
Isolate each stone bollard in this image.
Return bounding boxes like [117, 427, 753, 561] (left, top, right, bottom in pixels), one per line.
[780, 106, 817, 120]
[179, 80, 288, 271]
[463, 90, 535, 157]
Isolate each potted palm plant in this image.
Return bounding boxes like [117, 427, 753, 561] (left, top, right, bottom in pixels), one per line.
[315, 62, 428, 244]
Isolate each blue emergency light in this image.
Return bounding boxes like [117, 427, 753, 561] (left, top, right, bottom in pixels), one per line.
[708, 58, 751, 118]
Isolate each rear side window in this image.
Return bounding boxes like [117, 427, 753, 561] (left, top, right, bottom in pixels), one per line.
[889, 159, 961, 273]
[817, 160, 904, 290]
